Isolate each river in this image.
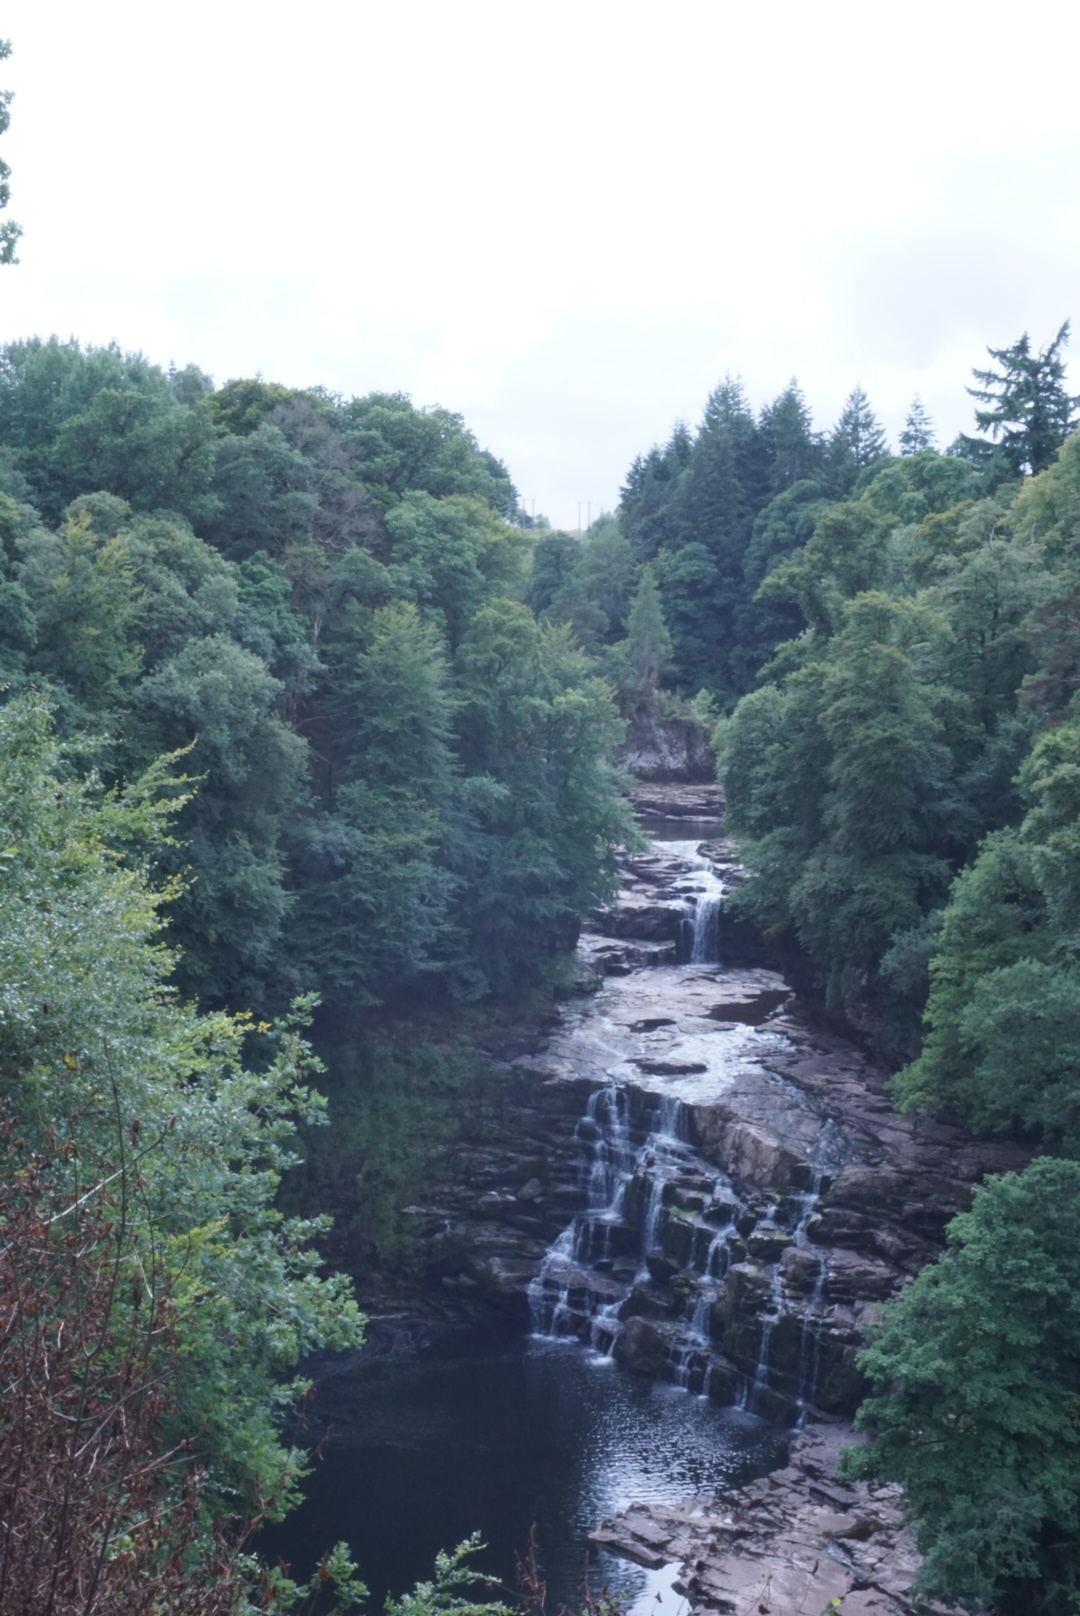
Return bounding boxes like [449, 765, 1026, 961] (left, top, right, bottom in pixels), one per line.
[264, 1323, 787, 1614]
[265, 819, 793, 1612]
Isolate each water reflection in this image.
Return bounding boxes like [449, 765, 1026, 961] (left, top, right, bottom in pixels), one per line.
[265, 1328, 787, 1615]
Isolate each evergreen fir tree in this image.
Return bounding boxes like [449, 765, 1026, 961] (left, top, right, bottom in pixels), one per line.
[900, 395, 935, 454]
[624, 565, 673, 687]
[759, 380, 822, 492]
[827, 386, 889, 490]
[958, 322, 1079, 476]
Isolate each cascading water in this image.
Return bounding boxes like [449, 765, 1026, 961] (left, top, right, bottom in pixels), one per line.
[528, 833, 856, 1419]
[528, 1066, 853, 1417]
[667, 841, 725, 965]
[530, 1082, 759, 1394]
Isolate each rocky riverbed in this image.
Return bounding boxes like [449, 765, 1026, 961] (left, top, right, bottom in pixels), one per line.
[322, 788, 1025, 1609]
[501, 817, 1026, 1420]
[591, 1423, 929, 1616]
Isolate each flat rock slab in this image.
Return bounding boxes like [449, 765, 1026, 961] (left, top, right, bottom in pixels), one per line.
[591, 1424, 946, 1616]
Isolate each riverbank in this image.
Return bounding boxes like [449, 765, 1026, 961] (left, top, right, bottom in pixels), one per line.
[591, 1422, 926, 1616]
[294, 785, 1024, 1609]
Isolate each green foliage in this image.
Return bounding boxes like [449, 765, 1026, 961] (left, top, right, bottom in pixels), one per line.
[385, 1536, 511, 1616]
[718, 591, 961, 1022]
[714, 427, 1080, 1040]
[0, 340, 627, 1012]
[844, 1158, 1080, 1615]
[453, 599, 633, 989]
[614, 565, 672, 694]
[0, 40, 20, 264]
[899, 396, 935, 455]
[895, 713, 1080, 1144]
[209, 377, 303, 436]
[615, 376, 895, 702]
[287, 601, 456, 1004]
[0, 693, 364, 1514]
[259, 1534, 512, 1616]
[957, 322, 1079, 479]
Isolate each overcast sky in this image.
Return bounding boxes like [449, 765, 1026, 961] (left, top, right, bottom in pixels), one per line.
[2, 0, 1078, 528]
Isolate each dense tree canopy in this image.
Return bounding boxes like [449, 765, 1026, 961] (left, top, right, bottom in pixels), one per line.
[0, 338, 631, 1011]
[844, 1160, 1080, 1615]
[2, 320, 1079, 1614]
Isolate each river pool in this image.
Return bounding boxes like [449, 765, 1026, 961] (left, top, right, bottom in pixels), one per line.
[264, 1324, 787, 1616]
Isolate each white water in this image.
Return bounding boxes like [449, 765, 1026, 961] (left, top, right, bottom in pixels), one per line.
[529, 834, 855, 1416]
[665, 838, 726, 964]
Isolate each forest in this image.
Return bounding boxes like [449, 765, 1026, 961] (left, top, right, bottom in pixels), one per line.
[1, 314, 1079, 1616]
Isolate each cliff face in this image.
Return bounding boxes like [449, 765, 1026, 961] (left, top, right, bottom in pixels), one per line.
[613, 712, 716, 782]
[353, 797, 1023, 1427]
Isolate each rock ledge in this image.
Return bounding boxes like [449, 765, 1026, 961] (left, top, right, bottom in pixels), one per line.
[590, 1424, 954, 1615]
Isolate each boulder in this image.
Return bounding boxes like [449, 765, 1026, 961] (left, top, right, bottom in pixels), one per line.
[748, 1228, 793, 1263]
[823, 1248, 904, 1303]
[780, 1245, 821, 1292]
[613, 1316, 671, 1377]
[618, 1280, 679, 1321]
[592, 892, 688, 942]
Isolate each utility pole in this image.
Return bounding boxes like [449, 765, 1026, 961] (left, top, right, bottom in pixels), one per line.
[576, 501, 592, 536]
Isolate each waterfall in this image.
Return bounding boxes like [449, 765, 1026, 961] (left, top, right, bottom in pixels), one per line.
[529, 1081, 750, 1387]
[744, 1268, 784, 1413]
[526, 1074, 852, 1416]
[668, 840, 725, 965]
[690, 892, 722, 964]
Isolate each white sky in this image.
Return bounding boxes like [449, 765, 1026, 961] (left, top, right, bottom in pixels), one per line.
[2, 0, 1079, 528]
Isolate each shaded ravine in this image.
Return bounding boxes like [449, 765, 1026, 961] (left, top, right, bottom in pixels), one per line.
[512, 816, 1028, 1429]
[521, 832, 859, 1422]
[272, 796, 1028, 1615]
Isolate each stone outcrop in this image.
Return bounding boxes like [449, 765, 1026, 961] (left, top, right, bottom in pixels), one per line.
[512, 836, 1027, 1422]
[590, 1423, 941, 1615]
[625, 781, 724, 820]
[613, 715, 716, 783]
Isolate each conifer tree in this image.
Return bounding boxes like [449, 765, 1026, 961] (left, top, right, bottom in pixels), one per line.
[827, 386, 889, 491]
[900, 395, 935, 454]
[759, 380, 822, 492]
[835, 385, 889, 465]
[624, 564, 673, 688]
[958, 322, 1079, 476]
[0, 41, 20, 265]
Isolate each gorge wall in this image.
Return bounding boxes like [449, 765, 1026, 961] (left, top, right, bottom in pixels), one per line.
[371, 786, 1025, 1428]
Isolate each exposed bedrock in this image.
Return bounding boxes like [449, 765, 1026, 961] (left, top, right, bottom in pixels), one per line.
[590, 1423, 938, 1616]
[370, 831, 1025, 1429]
[500, 836, 1027, 1424]
[612, 715, 717, 783]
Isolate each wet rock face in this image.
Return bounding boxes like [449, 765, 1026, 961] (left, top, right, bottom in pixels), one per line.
[382, 827, 1026, 1423]
[613, 722, 717, 783]
[591, 1423, 947, 1616]
[511, 832, 1028, 1422]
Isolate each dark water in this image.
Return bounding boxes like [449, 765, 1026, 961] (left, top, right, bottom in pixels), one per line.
[265, 1326, 787, 1614]
[634, 815, 721, 844]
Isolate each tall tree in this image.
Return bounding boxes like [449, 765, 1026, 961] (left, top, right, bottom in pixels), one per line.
[619, 423, 693, 563]
[900, 395, 935, 454]
[827, 386, 889, 488]
[844, 1158, 1080, 1615]
[958, 322, 1079, 477]
[622, 564, 673, 689]
[758, 380, 822, 492]
[0, 40, 20, 265]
